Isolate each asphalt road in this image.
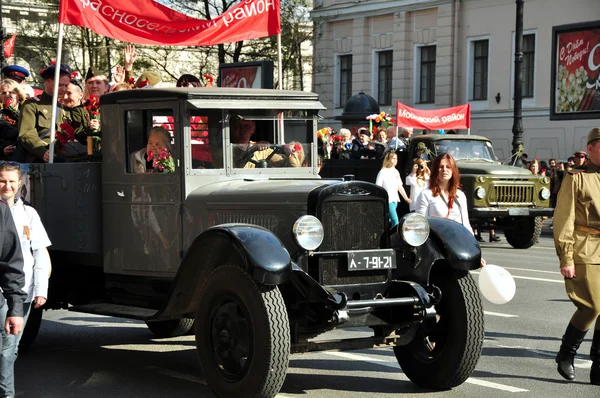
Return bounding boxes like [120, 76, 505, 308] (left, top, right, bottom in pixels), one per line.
[14, 231, 600, 397]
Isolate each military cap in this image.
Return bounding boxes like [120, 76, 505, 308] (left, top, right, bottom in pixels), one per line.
[358, 127, 370, 136]
[85, 67, 107, 82]
[587, 127, 600, 144]
[1, 65, 30, 82]
[574, 150, 587, 158]
[135, 71, 162, 88]
[40, 63, 73, 80]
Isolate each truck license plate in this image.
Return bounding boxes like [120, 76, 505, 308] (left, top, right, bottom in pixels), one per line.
[508, 208, 530, 216]
[347, 250, 396, 271]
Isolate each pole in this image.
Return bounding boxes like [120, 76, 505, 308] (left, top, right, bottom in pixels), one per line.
[511, 0, 524, 167]
[277, 33, 282, 90]
[48, 23, 65, 164]
[0, 0, 4, 68]
[105, 36, 112, 81]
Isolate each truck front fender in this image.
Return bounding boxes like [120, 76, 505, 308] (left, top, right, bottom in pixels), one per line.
[426, 217, 481, 271]
[154, 224, 292, 320]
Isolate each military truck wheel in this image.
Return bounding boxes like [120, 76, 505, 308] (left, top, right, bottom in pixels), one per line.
[18, 306, 43, 353]
[195, 265, 290, 398]
[504, 217, 542, 249]
[394, 268, 484, 390]
[145, 318, 195, 338]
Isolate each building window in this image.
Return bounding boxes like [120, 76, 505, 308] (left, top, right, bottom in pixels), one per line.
[419, 46, 436, 104]
[472, 40, 488, 101]
[339, 55, 352, 107]
[377, 51, 393, 105]
[522, 34, 535, 98]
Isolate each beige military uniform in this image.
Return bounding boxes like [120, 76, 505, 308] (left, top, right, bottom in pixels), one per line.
[554, 161, 600, 315]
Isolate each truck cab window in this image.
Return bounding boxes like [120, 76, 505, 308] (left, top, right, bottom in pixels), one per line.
[126, 110, 176, 174]
[190, 112, 223, 170]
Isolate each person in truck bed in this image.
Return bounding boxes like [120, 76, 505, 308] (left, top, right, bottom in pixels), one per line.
[130, 126, 174, 174]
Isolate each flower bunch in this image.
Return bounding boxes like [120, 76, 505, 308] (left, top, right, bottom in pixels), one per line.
[366, 112, 394, 128]
[147, 147, 175, 173]
[127, 77, 136, 88]
[56, 122, 76, 148]
[556, 65, 588, 113]
[203, 74, 214, 88]
[1, 99, 19, 125]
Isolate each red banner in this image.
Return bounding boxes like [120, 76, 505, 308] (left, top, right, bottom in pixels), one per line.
[395, 102, 471, 130]
[554, 26, 600, 114]
[58, 0, 281, 46]
[3, 34, 16, 58]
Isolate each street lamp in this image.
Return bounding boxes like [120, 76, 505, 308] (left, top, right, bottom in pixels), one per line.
[511, 0, 524, 167]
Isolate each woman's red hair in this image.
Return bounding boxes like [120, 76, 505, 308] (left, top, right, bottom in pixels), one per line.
[429, 153, 461, 215]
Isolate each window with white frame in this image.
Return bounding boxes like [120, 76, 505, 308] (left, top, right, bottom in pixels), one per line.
[419, 46, 436, 104]
[377, 51, 393, 105]
[472, 40, 489, 101]
[339, 55, 353, 107]
[522, 34, 535, 98]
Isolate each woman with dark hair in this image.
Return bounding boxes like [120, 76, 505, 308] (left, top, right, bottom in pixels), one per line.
[416, 153, 485, 266]
[176, 74, 201, 88]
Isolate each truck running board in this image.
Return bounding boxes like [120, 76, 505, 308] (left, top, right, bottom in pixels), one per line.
[69, 303, 158, 320]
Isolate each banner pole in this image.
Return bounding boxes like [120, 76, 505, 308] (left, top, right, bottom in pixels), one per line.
[277, 33, 282, 90]
[48, 22, 65, 164]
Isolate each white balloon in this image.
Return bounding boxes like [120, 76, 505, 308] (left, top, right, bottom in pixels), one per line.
[478, 264, 516, 305]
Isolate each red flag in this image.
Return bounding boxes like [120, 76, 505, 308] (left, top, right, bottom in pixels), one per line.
[58, 0, 281, 46]
[3, 34, 16, 58]
[395, 102, 471, 130]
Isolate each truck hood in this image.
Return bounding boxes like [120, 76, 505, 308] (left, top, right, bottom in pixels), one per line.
[456, 160, 534, 177]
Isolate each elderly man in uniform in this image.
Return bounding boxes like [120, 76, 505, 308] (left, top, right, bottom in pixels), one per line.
[554, 127, 600, 385]
[17, 63, 86, 163]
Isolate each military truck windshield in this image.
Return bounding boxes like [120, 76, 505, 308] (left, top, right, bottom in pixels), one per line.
[435, 140, 498, 162]
[226, 110, 315, 169]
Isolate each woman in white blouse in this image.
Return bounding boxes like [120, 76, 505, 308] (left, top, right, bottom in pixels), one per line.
[415, 153, 485, 266]
[406, 158, 430, 212]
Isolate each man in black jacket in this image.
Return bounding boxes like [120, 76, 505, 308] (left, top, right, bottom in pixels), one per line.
[0, 200, 26, 340]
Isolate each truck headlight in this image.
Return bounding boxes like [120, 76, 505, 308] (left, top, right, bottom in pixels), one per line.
[540, 187, 551, 200]
[541, 176, 549, 184]
[475, 186, 486, 199]
[399, 213, 429, 247]
[477, 175, 486, 183]
[293, 215, 324, 250]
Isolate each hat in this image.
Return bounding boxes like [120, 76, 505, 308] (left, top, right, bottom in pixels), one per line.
[574, 150, 587, 158]
[85, 67, 106, 82]
[587, 127, 600, 144]
[1, 65, 30, 82]
[135, 71, 161, 88]
[40, 63, 73, 80]
[358, 128, 370, 136]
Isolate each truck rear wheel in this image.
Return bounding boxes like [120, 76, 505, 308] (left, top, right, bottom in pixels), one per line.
[195, 265, 290, 398]
[145, 318, 195, 338]
[394, 268, 484, 390]
[504, 217, 542, 249]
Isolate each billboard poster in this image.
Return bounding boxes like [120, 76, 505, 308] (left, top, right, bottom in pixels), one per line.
[551, 21, 600, 120]
[218, 61, 274, 89]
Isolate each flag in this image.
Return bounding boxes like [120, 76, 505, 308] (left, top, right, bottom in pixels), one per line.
[3, 34, 16, 58]
[58, 0, 281, 47]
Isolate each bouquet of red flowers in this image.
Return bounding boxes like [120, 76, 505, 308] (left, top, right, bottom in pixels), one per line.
[85, 95, 100, 131]
[56, 122, 76, 148]
[147, 147, 175, 173]
[1, 99, 19, 125]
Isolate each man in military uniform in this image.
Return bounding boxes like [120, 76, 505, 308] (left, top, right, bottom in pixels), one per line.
[17, 63, 85, 163]
[554, 127, 600, 385]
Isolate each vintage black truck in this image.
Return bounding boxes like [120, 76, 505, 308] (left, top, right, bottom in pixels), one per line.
[321, 133, 554, 248]
[22, 88, 484, 397]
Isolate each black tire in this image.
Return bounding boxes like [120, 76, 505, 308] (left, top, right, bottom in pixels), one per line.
[504, 217, 542, 249]
[146, 318, 195, 338]
[18, 306, 43, 353]
[394, 268, 484, 390]
[195, 265, 290, 398]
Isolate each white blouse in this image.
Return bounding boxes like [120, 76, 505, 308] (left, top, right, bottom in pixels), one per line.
[415, 188, 473, 233]
[376, 167, 403, 203]
[406, 175, 429, 212]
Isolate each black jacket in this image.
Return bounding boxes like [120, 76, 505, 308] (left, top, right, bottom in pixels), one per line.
[0, 201, 26, 317]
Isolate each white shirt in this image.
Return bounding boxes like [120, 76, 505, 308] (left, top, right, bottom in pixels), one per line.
[415, 188, 473, 233]
[9, 199, 52, 302]
[406, 175, 429, 212]
[376, 167, 403, 203]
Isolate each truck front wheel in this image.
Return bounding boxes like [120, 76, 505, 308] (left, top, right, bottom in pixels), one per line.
[145, 318, 195, 338]
[195, 265, 290, 398]
[504, 216, 542, 249]
[394, 268, 484, 390]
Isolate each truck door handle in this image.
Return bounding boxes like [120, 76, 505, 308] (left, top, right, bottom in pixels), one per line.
[117, 191, 125, 197]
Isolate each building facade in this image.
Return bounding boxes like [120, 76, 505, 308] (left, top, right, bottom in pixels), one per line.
[311, 0, 600, 160]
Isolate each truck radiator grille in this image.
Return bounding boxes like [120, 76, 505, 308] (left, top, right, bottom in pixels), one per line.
[318, 199, 387, 285]
[490, 185, 534, 205]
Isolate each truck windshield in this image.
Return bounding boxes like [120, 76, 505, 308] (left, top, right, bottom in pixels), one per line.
[435, 140, 498, 162]
[226, 110, 315, 169]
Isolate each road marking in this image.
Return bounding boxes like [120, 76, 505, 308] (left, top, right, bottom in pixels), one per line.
[484, 311, 519, 318]
[502, 266, 561, 275]
[472, 271, 563, 284]
[324, 351, 529, 392]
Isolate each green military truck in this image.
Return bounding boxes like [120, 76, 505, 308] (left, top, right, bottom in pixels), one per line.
[320, 134, 553, 249]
